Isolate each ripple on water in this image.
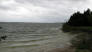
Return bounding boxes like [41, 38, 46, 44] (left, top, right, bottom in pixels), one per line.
[0, 23, 72, 52]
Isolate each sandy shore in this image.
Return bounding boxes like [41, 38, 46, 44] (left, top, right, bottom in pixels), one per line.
[48, 46, 75, 52]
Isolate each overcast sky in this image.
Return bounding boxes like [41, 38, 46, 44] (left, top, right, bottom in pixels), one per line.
[0, 0, 92, 23]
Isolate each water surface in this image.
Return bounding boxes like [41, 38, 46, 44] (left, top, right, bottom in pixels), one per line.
[0, 23, 72, 52]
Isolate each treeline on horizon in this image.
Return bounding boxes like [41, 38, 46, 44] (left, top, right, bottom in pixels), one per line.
[66, 9, 92, 26]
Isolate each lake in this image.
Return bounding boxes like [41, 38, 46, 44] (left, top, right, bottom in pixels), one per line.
[0, 22, 72, 52]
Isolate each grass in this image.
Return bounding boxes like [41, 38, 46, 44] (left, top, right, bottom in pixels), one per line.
[62, 23, 92, 52]
[62, 23, 92, 33]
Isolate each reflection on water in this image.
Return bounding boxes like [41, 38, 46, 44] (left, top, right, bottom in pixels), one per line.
[0, 23, 72, 52]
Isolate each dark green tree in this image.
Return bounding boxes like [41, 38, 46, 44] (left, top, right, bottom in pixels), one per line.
[67, 9, 92, 26]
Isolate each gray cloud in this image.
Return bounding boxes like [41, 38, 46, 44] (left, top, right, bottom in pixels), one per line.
[0, 0, 91, 23]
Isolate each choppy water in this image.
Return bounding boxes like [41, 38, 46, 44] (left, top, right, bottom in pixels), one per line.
[0, 23, 72, 52]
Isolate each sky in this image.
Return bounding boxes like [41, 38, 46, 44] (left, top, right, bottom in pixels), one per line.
[0, 0, 92, 23]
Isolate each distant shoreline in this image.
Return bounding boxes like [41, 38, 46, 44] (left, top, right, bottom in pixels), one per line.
[0, 22, 64, 24]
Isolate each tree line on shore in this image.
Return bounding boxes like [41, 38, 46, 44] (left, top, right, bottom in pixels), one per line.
[62, 9, 92, 52]
[67, 9, 92, 26]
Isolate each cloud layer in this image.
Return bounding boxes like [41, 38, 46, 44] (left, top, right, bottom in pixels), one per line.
[0, 0, 92, 23]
